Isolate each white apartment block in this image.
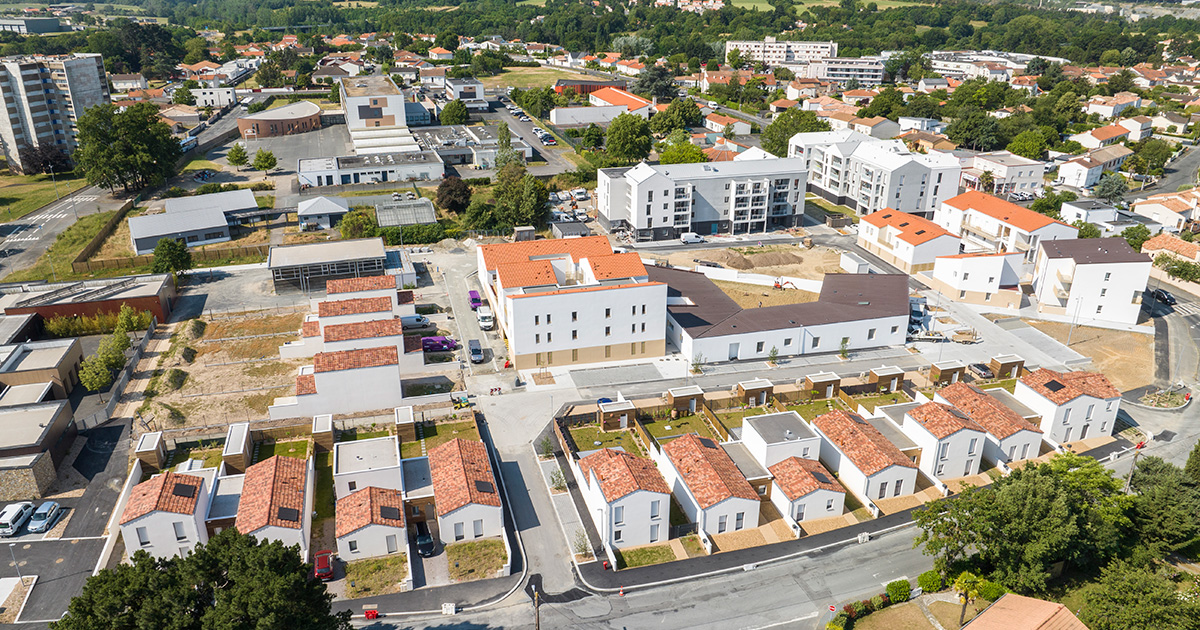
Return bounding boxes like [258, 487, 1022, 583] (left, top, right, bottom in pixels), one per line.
[0, 54, 108, 173]
[724, 38, 837, 66]
[598, 149, 807, 239]
[1084, 91, 1141, 118]
[476, 236, 668, 370]
[1015, 368, 1121, 445]
[928, 251, 1024, 309]
[789, 129, 960, 217]
[339, 75, 420, 154]
[805, 57, 886, 86]
[1032, 238, 1150, 325]
[958, 151, 1045, 197]
[194, 87, 238, 108]
[858, 209, 960, 273]
[933, 191, 1078, 266]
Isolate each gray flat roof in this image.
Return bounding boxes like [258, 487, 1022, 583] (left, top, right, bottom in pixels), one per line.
[402, 457, 434, 498]
[268, 238, 387, 269]
[745, 411, 816, 444]
[334, 436, 399, 474]
[0, 342, 72, 372]
[0, 453, 40, 468]
[341, 75, 401, 97]
[375, 198, 436, 227]
[721, 442, 770, 480]
[0, 401, 67, 450]
[395, 406, 414, 425]
[0, 314, 33, 345]
[668, 385, 704, 396]
[297, 196, 349, 218]
[337, 151, 441, 169]
[0, 382, 51, 407]
[222, 423, 248, 456]
[163, 188, 257, 215]
[135, 431, 162, 453]
[312, 414, 332, 433]
[1040, 237, 1150, 265]
[871, 365, 904, 377]
[985, 388, 1039, 418]
[206, 474, 243, 521]
[992, 354, 1023, 363]
[873, 405, 919, 450]
[128, 206, 228, 242]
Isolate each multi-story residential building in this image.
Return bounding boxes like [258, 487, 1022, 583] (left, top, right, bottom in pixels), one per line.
[933, 191, 1078, 266]
[110, 73, 147, 92]
[928, 251, 1024, 309]
[1015, 368, 1121, 445]
[934, 383, 1043, 467]
[1059, 199, 1118, 225]
[1032, 238, 1150, 325]
[598, 150, 807, 239]
[805, 57, 886, 86]
[812, 410, 918, 506]
[896, 402, 988, 480]
[1056, 145, 1134, 190]
[723, 38, 837, 66]
[859, 209, 960, 273]
[1083, 92, 1141, 118]
[1130, 188, 1200, 231]
[957, 151, 1045, 197]
[0, 54, 108, 173]
[789, 129, 960, 217]
[577, 448, 671, 549]
[339, 75, 420, 154]
[476, 236, 668, 369]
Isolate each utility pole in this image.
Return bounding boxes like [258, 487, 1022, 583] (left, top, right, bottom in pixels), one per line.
[534, 590, 540, 630]
[1124, 447, 1143, 493]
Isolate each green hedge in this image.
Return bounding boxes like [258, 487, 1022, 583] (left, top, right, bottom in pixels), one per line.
[886, 579, 911, 603]
[978, 580, 1007, 601]
[918, 569, 943, 593]
[1155, 252, 1200, 283]
[378, 223, 446, 245]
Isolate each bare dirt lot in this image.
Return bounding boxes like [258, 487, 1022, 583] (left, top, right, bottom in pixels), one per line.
[647, 244, 842, 281]
[712, 280, 819, 308]
[1025, 320, 1154, 391]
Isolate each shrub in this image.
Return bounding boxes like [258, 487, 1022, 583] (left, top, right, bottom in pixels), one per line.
[918, 569, 943, 593]
[180, 346, 196, 363]
[165, 368, 187, 390]
[886, 579, 911, 603]
[827, 612, 850, 629]
[188, 319, 206, 338]
[978, 580, 1007, 602]
[860, 598, 874, 613]
[851, 600, 867, 617]
[249, 182, 274, 191]
[164, 186, 189, 198]
[462, 177, 491, 186]
[842, 603, 857, 618]
[871, 594, 887, 610]
[549, 467, 566, 492]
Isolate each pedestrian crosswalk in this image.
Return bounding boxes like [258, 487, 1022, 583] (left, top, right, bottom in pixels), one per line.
[1173, 301, 1200, 316]
[36, 212, 68, 220]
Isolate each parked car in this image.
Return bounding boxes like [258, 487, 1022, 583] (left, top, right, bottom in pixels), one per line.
[0, 502, 34, 537]
[26, 501, 60, 534]
[968, 363, 994, 380]
[313, 550, 335, 581]
[597, 397, 613, 405]
[468, 339, 484, 363]
[400, 315, 431, 329]
[422, 336, 458, 352]
[680, 232, 706, 244]
[1154, 288, 1178, 305]
[468, 290, 482, 310]
[415, 522, 437, 557]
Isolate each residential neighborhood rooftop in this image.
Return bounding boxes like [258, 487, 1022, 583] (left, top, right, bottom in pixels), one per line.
[578, 448, 670, 502]
[662, 433, 758, 509]
[334, 436, 399, 475]
[1039, 237, 1150, 264]
[938, 383, 1042, 439]
[744, 411, 816, 443]
[1021, 368, 1121, 405]
[768, 457, 844, 501]
[814, 410, 917, 476]
[907, 401, 987, 440]
[335, 486, 406, 538]
[428, 438, 501, 515]
[120, 471, 206, 524]
[234, 455, 308, 533]
[326, 275, 396, 295]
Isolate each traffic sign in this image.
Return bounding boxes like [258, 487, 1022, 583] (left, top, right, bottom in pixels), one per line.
[829, 605, 836, 612]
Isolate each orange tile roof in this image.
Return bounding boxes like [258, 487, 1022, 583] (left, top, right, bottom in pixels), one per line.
[862, 209, 954, 246]
[335, 486, 406, 538]
[1020, 368, 1121, 405]
[662, 433, 758, 509]
[907, 402, 987, 440]
[578, 448, 670, 502]
[496, 260, 557, 288]
[965, 593, 1089, 630]
[943, 191, 1070, 233]
[235, 456, 308, 533]
[120, 471, 205, 524]
[937, 383, 1042, 440]
[296, 373, 316, 395]
[301, 321, 320, 337]
[313, 346, 399, 373]
[937, 251, 1021, 259]
[587, 252, 647, 280]
[317, 296, 392, 318]
[813, 410, 916, 476]
[479, 235, 613, 270]
[323, 319, 404, 343]
[1089, 124, 1129, 141]
[768, 457, 843, 502]
[1142, 233, 1200, 260]
[326, 275, 396, 294]
[428, 46, 451, 54]
[428, 438, 502, 515]
[707, 113, 743, 127]
[590, 87, 651, 111]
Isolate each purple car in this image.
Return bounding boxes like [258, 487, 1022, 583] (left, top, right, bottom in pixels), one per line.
[422, 336, 458, 352]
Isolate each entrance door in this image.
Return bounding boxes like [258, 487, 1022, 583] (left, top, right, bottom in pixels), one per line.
[824, 384, 833, 398]
[688, 398, 696, 414]
[728, 343, 739, 360]
[964, 459, 973, 476]
[619, 413, 628, 429]
[386, 535, 398, 554]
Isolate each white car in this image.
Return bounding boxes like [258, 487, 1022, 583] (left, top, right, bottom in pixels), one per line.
[0, 502, 34, 537]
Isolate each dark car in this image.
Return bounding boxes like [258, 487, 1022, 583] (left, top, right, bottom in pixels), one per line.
[1153, 288, 1178, 305]
[968, 363, 994, 380]
[314, 550, 335, 581]
[415, 522, 436, 558]
[597, 397, 613, 405]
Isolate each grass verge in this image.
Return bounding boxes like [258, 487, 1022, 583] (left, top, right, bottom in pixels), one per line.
[446, 539, 506, 582]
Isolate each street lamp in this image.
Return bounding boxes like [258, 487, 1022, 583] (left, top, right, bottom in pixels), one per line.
[9, 543, 21, 584]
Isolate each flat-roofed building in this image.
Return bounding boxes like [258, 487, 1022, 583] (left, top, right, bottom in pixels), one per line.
[333, 436, 402, 498]
[0, 338, 82, 398]
[238, 100, 322, 139]
[0, 275, 176, 322]
[267, 238, 388, 292]
[0, 400, 76, 499]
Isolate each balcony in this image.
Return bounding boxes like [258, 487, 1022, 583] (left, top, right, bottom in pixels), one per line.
[1056, 267, 1074, 285]
[960, 221, 1001, 241]
[1054, 285, 1070, 300]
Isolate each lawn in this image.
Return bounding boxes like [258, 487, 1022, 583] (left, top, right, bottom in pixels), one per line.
[929, 600, 990, 628]
[165, 442, 224, 469]
[715, 407, 771, 429]
[616, 544, 676, 569]
[337, 429, 389, 442]
[254, 439, 309, 462]
[314, 451, 334, 520]
[3, 209, 118, 282]
[181, 158, 222, 173]
[679, 535, 705, 558]
[516, 0, 546, 5]
[446, 539, 507, 582]
[805, 196, 860, 224]
[982, 378, 1017, 394]
[847, 391, 911, 413]
[642, 415, 716, 442]
[735, 0, 928, 7]
[851, 601, 936, 630]
[401, 420, 479, 458]
[567, 424, 642, 456]
[344, 554, 408, 598]
[478, 66, 593, 90]
[786, 398, 848, 421]
[0, 168, 88, 223]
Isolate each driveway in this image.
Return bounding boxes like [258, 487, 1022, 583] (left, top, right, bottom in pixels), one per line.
[412, 545, 451, 589]
[62, 420, 131, 539]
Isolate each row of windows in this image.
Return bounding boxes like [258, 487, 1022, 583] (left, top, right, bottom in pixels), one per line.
[613, 523, 660, 543]
[533, 322, 649, 344]
[533, 305, 648, 326]
[533, 342, 648, 365]
[612, 500, 661, 526]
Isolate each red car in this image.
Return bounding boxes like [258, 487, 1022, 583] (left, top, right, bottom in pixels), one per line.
[314, 550, 335, 581]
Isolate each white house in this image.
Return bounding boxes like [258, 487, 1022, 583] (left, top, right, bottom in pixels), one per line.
[297, 196, 350, 230]
[119, 470, 211, 559]
[428, 438, 503, 545]
[934, 191, 1078, 266]
[935, 383, 1044, 466]
[234, 456, 313, 558]
[1069, 124, 1129, 150]
[958, 151, 1044, 198]
[335, 486, 408, 559]
[1032, 238, 1151, 325]
[740, 411, 822, 467]
[333, 436, 403, 498]
[898, 402, 988, 480]
[1014, 368, 1122, 444]
[1083, 92, 1140, 118]
[588, 87, 655, 118]
[705, 113, 753, 136]
[811, 410, 918, 506]
[315, 274, 407, 312]
[1059, 199, 1118, 225]
[111, 73, 147, 91]
[577, 448, 672, 549]
[657, 433, 760, 536]
[767, 456, 845, 524]
[928, 251, 1024, 309]
[858, 209, 961, 273]
[269, 347, 404, 420]
[1055, 145, 1133, 190]
[1131, 188, 1200, 231]
[1118, 116, 1153, 142]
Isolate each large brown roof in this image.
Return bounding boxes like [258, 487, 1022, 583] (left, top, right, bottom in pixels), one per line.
[1039, 237, 1149, 265]
[963, 593, 1088, 630]
[937, 383, 1042, 440]
[577, 448, 670, 502]
[768, 457, 843, 501]
[662, 433, 758, 509]
[428, 438, 501, 515]
[120, 471, 205, 524]
[335, 486, 406, 538]
[317, 296, 392, 318]
[478, 235, 612, 270]
[907, 402, 987, 440]
[1020, 368, 1121, 405]
[813, 410, 916, 476]
[313, 346, 399, 373]
[323, 319, 404, 342]
[326, 275, 396, 294]
[235, 456, 307, 533]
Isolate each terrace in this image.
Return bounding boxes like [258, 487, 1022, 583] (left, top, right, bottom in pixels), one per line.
[641, 414, 717, 442]
[567, 424, 643, 456]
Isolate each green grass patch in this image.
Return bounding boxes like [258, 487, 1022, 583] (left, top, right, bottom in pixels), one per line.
[399, 439, 423, 459]
[615, 544, 675, 569]
[848, 391, 911, 414]
[0, 169, 88, 224]
[420, 420, 480, 453]
[181, 158, 222, 173]
[337, 429, 389, 442]
[567, 424, 642, 456]
[164, 441, 224, 469]
[254, 439, 309, 462]
[255, 195, 275, 209]
[804, 196, 860, 224]
[669, 496, 690, 527]
[344, 554, 409, 597]
[446, 539, 507, 582]
[786, 398, 849, 421]
[714, 407, 770, 429]
[314, 451, 334, 520]
[3, 209, 116, 282]
[981, 378, 1018, 394]
[641, 415, 716, 442]
[680, 535, 705, 557]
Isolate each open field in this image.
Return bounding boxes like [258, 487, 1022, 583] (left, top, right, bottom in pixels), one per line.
[0, 170, 88, 223]
[1024, 320, 1153, 391]
[712, 279, 819, 309]
[650, 244, 842, 281]
[446, 539, 506, 582]
[181, 158, 223, 173]
[478, 66, 593, 90]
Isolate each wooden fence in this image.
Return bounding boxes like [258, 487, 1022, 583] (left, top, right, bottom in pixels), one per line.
[700, 403, 732, 442]
[69, 196, 138, 273]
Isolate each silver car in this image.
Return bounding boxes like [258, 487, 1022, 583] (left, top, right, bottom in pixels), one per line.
[26, 501, 61, 534]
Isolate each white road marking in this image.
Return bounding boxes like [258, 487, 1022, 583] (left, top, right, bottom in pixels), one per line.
[745, 611, 819, 630]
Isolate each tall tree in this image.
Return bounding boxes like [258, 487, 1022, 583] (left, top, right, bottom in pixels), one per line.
[1121, 224, 1152, 251]
[649, 98, 701, 135]
[581, 123, 605, 150]
[252, 149, 277, 174]
[435, 31, 459, 51]
[761, 109, 830, 157]
[659, 142, 708, 164]
[953, 572, 983, 627]
[172, 85, 195, 105]
[633, 66, 678, 100]
[606, 113, 652, 163]
[1006, 129, 1048, 160]
[1079, 559, 1200, 630]
[76, 102, 181, 193]
[255, 62, 284, 88]
[339, 209, 377, 240]
[1186, 441, 1200, 485]
[151, 238, 193, 277]
[440, 99, 468, 125]
[225, 143, 247, 171]
[1094, 173, 1128, 204]
[436, 176, 472, 214]
[494, 122, 520, 170]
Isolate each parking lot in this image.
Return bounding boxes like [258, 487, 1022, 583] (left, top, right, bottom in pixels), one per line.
[235, 124, 353, 178]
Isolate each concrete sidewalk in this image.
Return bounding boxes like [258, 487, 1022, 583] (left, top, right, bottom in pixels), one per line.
[918, 296, 1087, 370]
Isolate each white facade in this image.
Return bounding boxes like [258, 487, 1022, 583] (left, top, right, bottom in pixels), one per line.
[333, 437, 403, 498]
[896, 406, 987, 480]
[672, 309, 907, 365]
[1015, 377, 1120, 444]
[549, 105, 627, 126]
[337, 522, 408, 559]
[959, 151, 1044, 197]
[805, 57, 885, 86]
[857, 210, 961, 273]
[269, 357, 404, 420]
[929, 252, 1023, 307]
[1031, 238, 1151, 325]
[584, 487, 668, 549]
[1060, 200, 1118, 225]
[1131, 189, 1200, 231]
[741, 412, 821, 467]
[0, 54, 109, 173]
[933, 191, 1078, 266]
[194, 87, 238, 107]
[724, 38, 837, 65]
[789, 129, 960, 217]
[932, 388, 1043, 467]
[120, 474, 211, 560]
[438, 502, 504, 546]
[815, 433, 917, 506]
[768, 479, 844, 523]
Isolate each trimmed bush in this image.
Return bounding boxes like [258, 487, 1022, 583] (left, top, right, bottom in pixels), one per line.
[886, 579, 912, 603]
[827, 612, 850, 629]
[978, 580, 1007, 602]
[462, 177, 491, 186]
[860, 598, 874, 613]
[851, 600, 867, 617]
[918, 570, 943, 593]
[871, 594, 887, 610]
[842, 603, 857, 618]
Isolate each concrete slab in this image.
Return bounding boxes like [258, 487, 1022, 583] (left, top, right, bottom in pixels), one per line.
[570, 364, 664, 389]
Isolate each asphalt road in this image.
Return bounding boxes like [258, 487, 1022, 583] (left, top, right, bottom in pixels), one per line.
[1124, 144, 1200, 202]
[0, 185, 116, 281]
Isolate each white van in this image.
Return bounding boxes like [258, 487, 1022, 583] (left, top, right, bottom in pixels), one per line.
[400, 315, 430, 329]
[707, 101, 719, 109]
[477, 306, 494, 331]
[680, 232, 706, 244]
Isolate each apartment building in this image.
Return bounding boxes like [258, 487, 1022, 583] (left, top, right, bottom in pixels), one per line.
[933, 191, 1078, 265]
[0, 54, 108, 173]
[804, 57, 886, 86]
[339, 75, 420, 154]
[857, 210, 960, 273]
[1056, 145, 1134, 190]
[1032, 238, 1150, 325]
[957, 151, 1045, 197]
[476, 236, 668, 370]
[723, 38, 837, 65]
[928, 251, 1024, 309]
[789, 129, 960, 217]
[598, 150, 807, 240]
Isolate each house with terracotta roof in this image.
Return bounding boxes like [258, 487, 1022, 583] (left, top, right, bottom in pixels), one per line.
[893, 402, 988, 480]
[811, 410, 918, 505]
[428, 438, 503, 545]
[315, 296, 396, 329]
[1069, 123, 1130, 150]
[933, 191, 1078, 266]
[233, 455, 313, 557]
[120, 470, 213, 559]
[1131, 188, 1200, 230]
[1083, 91, 1141, 118]
[1141, 232, 1200, 263]
[962, 592, 1088, 629]
[935, 383, 1043, 466]
[767, 456, 844, 524]
[858, 210, 960, 273]
[577, 448, 671, 549]
[475, 236, 667, 370]
[335, 486, 409, 560]
[656, 433, 760, 536]
[1014, 368, 1121, 444]
[1032, 238, 1150, 325]
[269, 346, 405, 419]
[427, 46, 453, 60]
[550, 86, 653, 126]
[704, 113, 751, 136]
[928, 251, 1024, 309]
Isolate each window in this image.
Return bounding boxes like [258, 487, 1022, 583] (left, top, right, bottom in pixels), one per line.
[630, 343, 636, 354]
[811, 336, 820, 348]
[348, 481, 357, 491]
[137, 527, 150, 546]
[985, 293, 991, 301]
[894, 480, 903, 496]
[867, 328, 876, 340]
[641, 305, 646, 315]
[757, 485, 767, 496]
[632, 305, 637, 316]
[640, 323, 645, 333]
[988, 277, 994, 283]
[1086, 404, 1094, 419]
[936, 463, 945, 476]
[547, 332, 552, 342]
[605, 327, 611, 337]
[650, 524, 660, 543]
[605, 308, 611, 318]
[572, 349, 578, 361]
[546, 314, 552, 324]
[968, 438, 978, 455]
[572, 311, 578, 322]
[605, 346, 611, 358]
[631, 324, 636, 334]
[412, 505, 421, 517]
[454, 522, 465, 541]
[535, 334, 540, 344]
[640, 341, 646, 353]
[650, 500, 660, 519]
[614, 506, 625, 525]
[348, 540, 358, 552]
[878, 483, 887, 500]
[891, 326, 899, 334]
[1104, 272, 1111, 281]
[756, 341, 765, 352]
[1064, 408, 1072, 422]
[784, 338, 792, 346]
[938, 443, 949, 460]
[735, 512, 745, 531]
[963, 272, 970, 281]
[959, 290, 967, 299]
[535, 315, 539, 325]
[1100, 288, 1107, 297]
[826, 499, 835, 511]
[718, 515, 728, 533]
[473, 519, 484, 538]
[1008, 445, 1016, 460]
[1096, 306, 1103, 314]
